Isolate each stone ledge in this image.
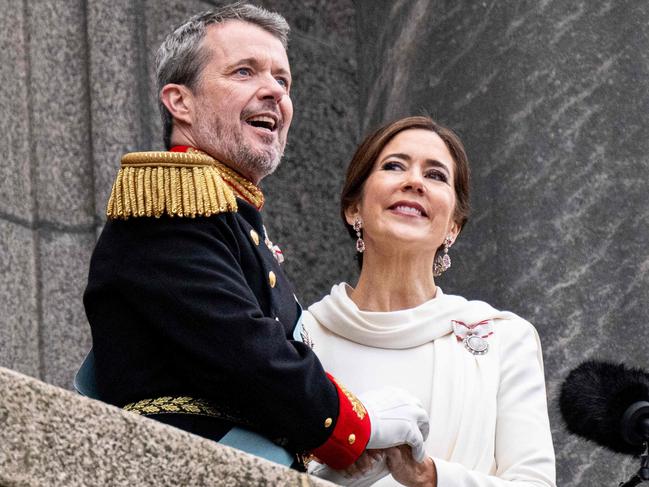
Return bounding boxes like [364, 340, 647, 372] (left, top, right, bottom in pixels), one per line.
[0, 367, 335, 486]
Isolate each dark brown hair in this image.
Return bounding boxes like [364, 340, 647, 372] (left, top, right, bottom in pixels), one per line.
[340, 116, 471, 265]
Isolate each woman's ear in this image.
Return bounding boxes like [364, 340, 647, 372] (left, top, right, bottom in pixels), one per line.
[344, 203, 360, 227]
[447, 221, 461, 246]
[159, 83, 194, 126]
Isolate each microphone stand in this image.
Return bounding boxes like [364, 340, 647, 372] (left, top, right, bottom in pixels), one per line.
[619, 442, 649, 486]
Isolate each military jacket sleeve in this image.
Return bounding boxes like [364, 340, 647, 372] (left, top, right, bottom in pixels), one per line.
[84, 200, 369, 462]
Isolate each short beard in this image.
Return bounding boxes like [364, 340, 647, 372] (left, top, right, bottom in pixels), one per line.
[195, 108, 284, 182]
[231, 134, 283, 181]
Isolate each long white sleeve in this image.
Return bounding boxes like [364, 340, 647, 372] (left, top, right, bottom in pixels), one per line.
[434, 320, 556, 487]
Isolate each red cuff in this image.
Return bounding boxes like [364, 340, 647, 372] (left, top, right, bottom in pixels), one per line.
[310, 373, 371, 469]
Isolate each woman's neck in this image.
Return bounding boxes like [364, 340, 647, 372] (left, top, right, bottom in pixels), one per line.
[350, 248, 437, 312]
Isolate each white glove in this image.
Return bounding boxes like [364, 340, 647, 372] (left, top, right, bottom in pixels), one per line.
[309, 456, 389, 487]
[358, 387, 429, 462]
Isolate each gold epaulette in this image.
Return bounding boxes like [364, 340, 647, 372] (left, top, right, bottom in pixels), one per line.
[106, 151, 238, 219]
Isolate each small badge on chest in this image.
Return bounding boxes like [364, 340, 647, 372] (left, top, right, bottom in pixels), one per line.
[262, 225, 284, 264]
[452, 320, 493, 355]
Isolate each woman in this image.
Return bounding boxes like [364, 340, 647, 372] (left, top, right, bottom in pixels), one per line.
[305, 116, 556, 486]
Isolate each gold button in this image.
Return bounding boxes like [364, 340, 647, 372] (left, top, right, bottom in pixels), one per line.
[250, 229, 260, 246]
[324, 417, 332, 428]
[348, 433, 356, 445]
[268, 271, 276, 288]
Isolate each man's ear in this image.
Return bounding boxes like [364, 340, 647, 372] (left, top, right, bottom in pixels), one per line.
[159, 83, 194, 126]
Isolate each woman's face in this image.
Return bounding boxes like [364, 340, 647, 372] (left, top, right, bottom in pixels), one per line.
[346, 128, 459, 255]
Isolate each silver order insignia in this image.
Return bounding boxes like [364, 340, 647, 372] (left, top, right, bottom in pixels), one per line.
[464, 334, 489, 355]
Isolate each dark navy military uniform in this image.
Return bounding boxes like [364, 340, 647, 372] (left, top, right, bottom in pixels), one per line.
[83, 148, 370, 468]
[84, 198, 339, 454]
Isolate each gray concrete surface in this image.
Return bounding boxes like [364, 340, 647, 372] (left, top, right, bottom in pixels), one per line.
[0, 366, 333, 487]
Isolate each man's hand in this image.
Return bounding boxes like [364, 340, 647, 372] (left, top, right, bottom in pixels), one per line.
[385, 445, 437, 487]
[359, 387, 430, 462]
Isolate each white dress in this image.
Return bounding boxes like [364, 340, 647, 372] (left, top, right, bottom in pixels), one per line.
[303, 283, 556, 487]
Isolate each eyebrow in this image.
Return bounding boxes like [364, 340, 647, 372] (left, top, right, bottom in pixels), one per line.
[381, 153, 451, 173]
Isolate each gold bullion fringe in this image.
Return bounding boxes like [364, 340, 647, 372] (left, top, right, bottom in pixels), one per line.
[106, 152, 238, 219]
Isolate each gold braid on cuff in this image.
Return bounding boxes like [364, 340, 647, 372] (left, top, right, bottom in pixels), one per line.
[123, 395, 254, 427]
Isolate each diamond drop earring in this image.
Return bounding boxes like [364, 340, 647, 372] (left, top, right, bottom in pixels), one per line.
[433, 236, 453, 277]
[353, 217, 365, 253]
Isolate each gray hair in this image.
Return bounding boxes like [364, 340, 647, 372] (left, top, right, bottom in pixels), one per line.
[155, 2, 290, 148]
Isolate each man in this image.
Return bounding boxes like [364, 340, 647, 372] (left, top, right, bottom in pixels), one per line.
[83, 3, 428, 475]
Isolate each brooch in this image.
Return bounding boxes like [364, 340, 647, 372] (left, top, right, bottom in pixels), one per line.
[452, 320, 493, 355]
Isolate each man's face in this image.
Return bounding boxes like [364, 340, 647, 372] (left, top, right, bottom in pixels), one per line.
[190, 20, 293, 183]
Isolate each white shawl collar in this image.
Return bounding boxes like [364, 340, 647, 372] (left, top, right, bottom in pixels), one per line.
[307, 283, 516, 349]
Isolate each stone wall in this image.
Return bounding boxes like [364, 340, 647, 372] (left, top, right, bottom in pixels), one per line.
[0, 366, 331, 486]
[2, 1, 649, 485]
[353, 2, 649, 485]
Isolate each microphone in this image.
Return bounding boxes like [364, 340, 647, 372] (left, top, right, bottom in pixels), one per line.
[559, 360, 649, 455]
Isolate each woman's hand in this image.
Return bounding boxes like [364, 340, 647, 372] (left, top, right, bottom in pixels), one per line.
[384, 445, 437, 487]
[309, 450, 389, 486]
[341, 450, 385, 479]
